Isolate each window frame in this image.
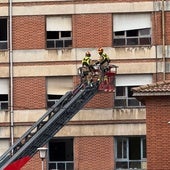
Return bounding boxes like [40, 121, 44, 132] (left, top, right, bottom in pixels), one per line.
[114, 86, 144, 108]
[48, 138, 74, 170]
[115, 136, 147, 170]
[46, 30, 72, 49]
[46, 16, 72, 49]
[113, 28, 151, 47]
[0, 94, 8, 110]
[0, 18, 8, 50]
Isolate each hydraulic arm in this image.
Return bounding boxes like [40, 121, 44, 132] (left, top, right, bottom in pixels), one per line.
[0, 82, 99, 170]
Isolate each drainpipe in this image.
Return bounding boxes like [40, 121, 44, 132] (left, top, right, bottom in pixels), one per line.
[9, 0, 14, 147]
[162, 0, 166, 81]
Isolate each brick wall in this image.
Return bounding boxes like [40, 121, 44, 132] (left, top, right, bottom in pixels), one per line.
[152, 12, 170, 45]
[13, 77, 46, 110]
[74, 136, 114, 170]
[152, 12, 163, 45]
[21, 152, 46, 170]
[165, 12, 170, 44]
[85, 92, 114, 108]
[72, 14, 112, 48]
[73, 76, 114, 108]
[12, 16, 45, 50]
[146, 96, 170, 170]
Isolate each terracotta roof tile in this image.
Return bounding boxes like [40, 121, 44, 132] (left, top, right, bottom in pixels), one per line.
[132, 80, 170, 96]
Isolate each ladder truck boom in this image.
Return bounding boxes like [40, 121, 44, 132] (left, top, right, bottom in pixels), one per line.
[0, 64, 117, 170]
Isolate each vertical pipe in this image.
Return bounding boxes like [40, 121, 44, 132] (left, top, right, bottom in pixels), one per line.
[153, 1, 158, 82]
[9, 0, 14, 147]
[162, 0, 166, 81]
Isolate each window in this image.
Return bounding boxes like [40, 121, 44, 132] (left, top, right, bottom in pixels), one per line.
[115, 137, 147, 170]
[115, 75, 152, 108]
[46, 16, 72, 49]
[47, 77, 73, 108]
[0, 18, 8, 50]
[47, 94, 62, 108]
[114, 28, 151, 46]
[48, 138, 74, 170]
[115, 86, 143, 108]
[0, 94, 8, 110]
[113, 14, 151, 47]
[0, 79, 9, 110]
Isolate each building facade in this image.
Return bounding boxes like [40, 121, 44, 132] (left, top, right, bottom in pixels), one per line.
[133, 81, 170, 170]
[0, 0, 169, 170]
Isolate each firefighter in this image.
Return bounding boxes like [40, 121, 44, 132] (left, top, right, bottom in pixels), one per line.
[96, 47, 110, 72]
[94, 47, 110, 82]
[81, 51, 94, 85]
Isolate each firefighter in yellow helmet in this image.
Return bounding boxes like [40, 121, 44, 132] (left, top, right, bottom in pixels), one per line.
[94, 47, 110, 82]
[96, 47, 110, 72]
[82, 51, 93, 70]
[81, 51, 94, 85]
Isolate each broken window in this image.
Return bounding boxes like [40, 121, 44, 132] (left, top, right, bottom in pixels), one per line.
[46, 16, 72, 49]
[48, 138, 74, 170]
[113, 14, 151, 47]
[115, 137, 147, 170]
[0, 18, 8, 50]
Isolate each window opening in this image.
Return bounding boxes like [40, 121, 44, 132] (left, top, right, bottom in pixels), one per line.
[48, 138, 74, 170]
[0, 94, 8, 110]
[47, 31, 59, 39]
[127, 30, 138, 37]
[47, 94, 63, 108]
[113, 28, 151, 47]
[46, 31, 72, 49]
[115, 86, 144, 108]
[0, 18, 8, 49]
[115, 137, 147, 170]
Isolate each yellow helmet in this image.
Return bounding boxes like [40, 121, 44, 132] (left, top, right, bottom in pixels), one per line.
[98, 47, 103, 52]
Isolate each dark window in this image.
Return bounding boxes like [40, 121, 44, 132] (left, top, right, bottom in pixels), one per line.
[46, 31, 72, 49]
[0, 18, 8, 49]
[47, 94, 62, 108]
[56, 40, 63, 48]
[127, 38, 138, 45]
[61, 31, 71, 38]
[47, 41, 55, 48]
[115, 137, 146, 170]
[0, 94, 8, 110]
[115, 31, 125, 36]
[49, 138, 74, 170]
[47, 31, 59, 39]
[113, 28, 151, 47]
[127, 30, 138, 37]
[65, 40, 72, 47]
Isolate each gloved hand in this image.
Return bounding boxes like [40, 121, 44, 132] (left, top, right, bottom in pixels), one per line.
[95, 61, 100, 65]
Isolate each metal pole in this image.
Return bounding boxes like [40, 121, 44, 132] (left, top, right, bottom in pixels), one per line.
[162, 0, 166, 81]
[9, 0, 14, 147]
[42, 159, 44, 170]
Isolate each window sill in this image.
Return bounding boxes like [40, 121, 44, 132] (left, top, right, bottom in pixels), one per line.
[113, 45, 152, 48]
[114, 106, 146, 109]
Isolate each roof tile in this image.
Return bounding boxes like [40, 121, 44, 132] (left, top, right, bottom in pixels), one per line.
[132, 80, 170, 93]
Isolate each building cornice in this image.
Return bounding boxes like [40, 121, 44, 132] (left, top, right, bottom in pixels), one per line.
[0, 1, 166, 16]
